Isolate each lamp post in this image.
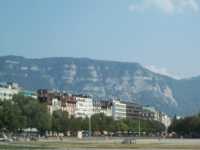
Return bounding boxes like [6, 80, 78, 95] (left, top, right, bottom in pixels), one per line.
[138, 112, 142, 137]
[88, 115, 92, 137]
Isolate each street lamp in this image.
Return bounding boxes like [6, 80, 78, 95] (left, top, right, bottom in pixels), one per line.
[138, 112, 142, 137]
[88, 115, 92, 137]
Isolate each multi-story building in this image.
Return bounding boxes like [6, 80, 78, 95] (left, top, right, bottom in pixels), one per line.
[141, 109, 155, 121]
[142, 106, 161, 121]
[93, 99, 147, 121]
[48, 98, 62, 114]
[124, 101, 143, 119]
[37, 89, 48, 102]
[93, 100, 112, 117]
[37, 90, 62, 114]
[37, 90, 78, 116]
[36, 89, 171, 127]
[0, 82, 20, 100]
[112, 99, 127, 120]
[142, 106, 171, 127]
[60, 94, 77, 117]
[74, 95, 93, 118]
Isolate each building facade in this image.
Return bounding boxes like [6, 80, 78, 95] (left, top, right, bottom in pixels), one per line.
[61, 94, 77, 117]
[36, 89, 171, 127]
[37, 89, 48, 102]
[75, 95, 93, 118]
[141, 109, 155, 121]
[93, 100, 112, 117]
[142, 106, 171, 128]
[124, 101, 143, 119]
[112, 100, 127, 120]
[142, 106, 161, 121]
[0, 82, 20, 100]
[49, 98, 62, 114]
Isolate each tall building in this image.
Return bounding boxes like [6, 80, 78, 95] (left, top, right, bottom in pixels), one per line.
[74, 95, 93, 118]
[142, 106, 171, 127]
[0, 82, 20, 100]
[48, 97, 62, 114]
[36, 89, 171, 127]
[61, 94, 77, 117]
[37, 90, 63, 114]
[37, 89, 48, 102]
[112, 99, 127, 120]
[124, 101, 143, 119]
[93, 100, 112, 117]
[142, 106, 161, 121]
[141, 109, 155, 121]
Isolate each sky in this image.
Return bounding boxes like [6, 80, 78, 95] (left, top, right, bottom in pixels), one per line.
[0, 0, 200, 78]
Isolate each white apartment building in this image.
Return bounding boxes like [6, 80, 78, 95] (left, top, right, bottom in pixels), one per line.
[0, 82, 20, 100]
[112, 100, 126, 120]
[48, 98, 62, 114]
[142, 106, 161, 121]
[75, 95, 93, 118]
[142, 106, 171, 128]
[93, 100, 112, 117]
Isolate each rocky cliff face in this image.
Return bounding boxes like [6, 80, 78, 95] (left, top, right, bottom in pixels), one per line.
[1, 55, 200, 116]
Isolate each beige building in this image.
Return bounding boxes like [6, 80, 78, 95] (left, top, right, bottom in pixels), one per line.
[61, 94, 77, 117]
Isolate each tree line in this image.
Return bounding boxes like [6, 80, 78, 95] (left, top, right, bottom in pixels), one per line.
[0, 94, 165, 136]
[168, 114, 200, 138]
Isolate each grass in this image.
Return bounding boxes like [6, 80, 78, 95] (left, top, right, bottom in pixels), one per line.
[0, 143, 52, 150]
[1, 139, 200, 150]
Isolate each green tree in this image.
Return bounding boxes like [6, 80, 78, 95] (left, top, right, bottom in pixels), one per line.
[68, 117, 82, 135]
[34, 103, 51, 134]
[114, 120, 128, 132]
[52, 110, 68, 133]
[0, 100, 25, 132]
[12, 94, 51, 134]
[91, 113, 108, 133]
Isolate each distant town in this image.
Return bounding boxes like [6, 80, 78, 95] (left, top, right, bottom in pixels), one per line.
[0, 82, 171, 130]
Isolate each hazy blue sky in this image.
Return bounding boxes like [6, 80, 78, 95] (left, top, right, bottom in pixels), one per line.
[0, 0, 200, 78]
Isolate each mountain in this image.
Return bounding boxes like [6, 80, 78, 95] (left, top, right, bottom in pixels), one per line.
[0, 55, 200, 116]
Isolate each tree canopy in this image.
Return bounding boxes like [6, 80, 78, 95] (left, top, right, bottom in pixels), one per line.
[0, 94, 165, 136]
[168, 114, 200, 138]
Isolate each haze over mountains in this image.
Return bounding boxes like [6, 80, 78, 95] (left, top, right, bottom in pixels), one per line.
[0, 55, 200, 116]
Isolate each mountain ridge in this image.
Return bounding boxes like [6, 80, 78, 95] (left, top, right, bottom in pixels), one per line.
[0, 55, 200, 116]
